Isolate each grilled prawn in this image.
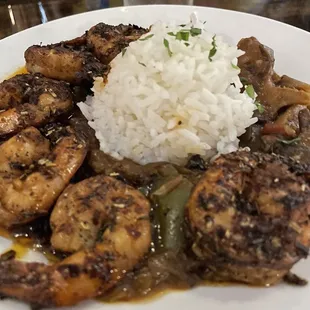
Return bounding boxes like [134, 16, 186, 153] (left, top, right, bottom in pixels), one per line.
[0, 176, 151, 307]
[25, 39, 108, 85]
[24, 23, 147, 84]
[86, 23, 148, 64]
[0, 126, 87, 227]
[0, 74, 73, 136]
[186, 151, 310, 285]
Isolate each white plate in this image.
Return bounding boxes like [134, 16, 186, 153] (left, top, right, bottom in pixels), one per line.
[0, 4, 310, 310]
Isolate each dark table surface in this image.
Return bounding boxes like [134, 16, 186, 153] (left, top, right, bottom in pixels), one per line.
[0, 0, 309, 40]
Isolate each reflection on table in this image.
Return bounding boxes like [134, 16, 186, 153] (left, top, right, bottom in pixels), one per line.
[0, 0, 309, 39]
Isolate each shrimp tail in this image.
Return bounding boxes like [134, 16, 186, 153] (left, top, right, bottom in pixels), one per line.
[0, 259, 109, 307]
[0, 176, 151, 307]
[0, 247, 129, 307]
[0, 260, 57, 307]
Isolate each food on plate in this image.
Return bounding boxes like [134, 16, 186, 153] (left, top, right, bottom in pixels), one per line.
[0, 12, 310, 308]
[25, 38, 109, 85]
[0, 73, 73, 136]
[79, 21, 257, 165]
[86, 23, 148, 64]
[0, 176, 151, 307]
[187, 151, 310, 285]
[238, 37, 310, 122]
[0, 126, 87, 227]
[88, 149, 201, 186]
[267, 109, 310, 165]
[50, 175, 151, 253]
[24, 23, 147, 85]
[238, 37, 310, 165]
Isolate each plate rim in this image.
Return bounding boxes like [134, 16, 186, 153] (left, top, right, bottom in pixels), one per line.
[1, 4, 309, 44]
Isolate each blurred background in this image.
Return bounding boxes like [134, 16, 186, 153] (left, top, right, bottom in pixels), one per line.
[0, 0, 309, 39]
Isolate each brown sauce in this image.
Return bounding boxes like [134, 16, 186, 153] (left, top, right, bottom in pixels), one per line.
[0, 219, 201, 303]
[100, 285, 188, 304]
[0, 218, 226, 302]
[0, 67, 247, 304]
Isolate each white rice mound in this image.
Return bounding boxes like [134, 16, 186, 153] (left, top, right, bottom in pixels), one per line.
[78, 14, 258, 165]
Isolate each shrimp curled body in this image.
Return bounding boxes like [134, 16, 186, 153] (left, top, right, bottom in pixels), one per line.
[0, 126, 87, 227]
[0, 176, 151, 307]
[0, 74, 73, 136]
[186, 151, 310, 285]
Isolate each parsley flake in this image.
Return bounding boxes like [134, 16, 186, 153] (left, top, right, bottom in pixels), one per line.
[138, 62, 146, 67]
[122, 48, 127, 57]
[231, 63, 239, 70]
[190, 27, 202, 36]
[208, 35, 217, 61]
[139, 34, 154, 41]
[277, 137, 301, 145]
[176, 30, 190, 41]
[245, 84, 255, 99]
[181, 31, 190, 41]
[176, 32, 183, 41]
[163, 38, 173, 57]
[255, 100, 264, 113]
[240, 77, 249, 85]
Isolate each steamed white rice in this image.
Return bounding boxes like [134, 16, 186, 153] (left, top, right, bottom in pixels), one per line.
[78, 14, 258, 165]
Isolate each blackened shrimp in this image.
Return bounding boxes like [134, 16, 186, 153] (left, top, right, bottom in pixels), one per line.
[0, 126, 87, 227]
[0, 176, 151, 307]
[186, 151, 310, 286]
[0, 74, 73, 136]
[25, 41, 109, 85]
[86, 23, 148, 64]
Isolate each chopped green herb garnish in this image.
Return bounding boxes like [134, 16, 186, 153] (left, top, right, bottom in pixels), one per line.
[231, 63, 239, 69]
[138, 62, 146, 67]
[121, 48, 127, 57]
[163, 38, 173, 57]
[240, 77, 249, 85]
[179, 24, 186, 27]
[255, 100, 264, 113]
[245, 84, 255, 99]
[208, 35, 217, 61]
[203, 21, 207, 24]
[176, 30, 190, 41]
[167, 32, 176, 36]
[176, 32, 183, 41]
[184, 42, 190, 47]
[209, 48, 217, 61]
[190, 27, 202, 36]
[277, 137, 301, 145]
[139, 34, 154, 41]
[181, 31, 190, 41]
